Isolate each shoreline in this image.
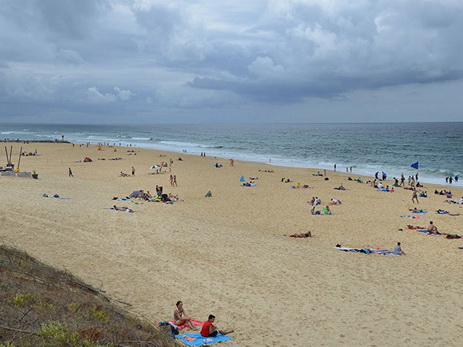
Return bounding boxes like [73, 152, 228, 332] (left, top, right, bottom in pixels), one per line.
[1, 142, 463, 346]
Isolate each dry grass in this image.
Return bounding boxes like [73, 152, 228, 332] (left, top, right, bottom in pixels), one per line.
[0, 245, 176, 347]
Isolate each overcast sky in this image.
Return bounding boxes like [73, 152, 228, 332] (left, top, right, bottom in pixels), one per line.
[1, 0, 462, 124]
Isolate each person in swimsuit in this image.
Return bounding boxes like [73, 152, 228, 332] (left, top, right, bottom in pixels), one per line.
[174, 301, 198, 330]
[427, 221, 440, 235]
[289, 232, 312, 238]
[412, 188, 419, 204]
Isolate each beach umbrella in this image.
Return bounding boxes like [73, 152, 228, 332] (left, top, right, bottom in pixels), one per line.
[150, 164, 160, 169]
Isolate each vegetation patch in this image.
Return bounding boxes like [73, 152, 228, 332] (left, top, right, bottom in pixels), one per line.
[0, 245, 175, 346]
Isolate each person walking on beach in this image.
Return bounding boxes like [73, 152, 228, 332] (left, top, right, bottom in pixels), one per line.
[200, 315, 234, 337]
[132, 166, 135, 176]
[173, 175, 178, 187]
[334, 163, 337, 171]
[68, 167, 73, 177]
[412, 188, 419, 204]
[170, 174, 174, 186]
[400, 173, 405, 187]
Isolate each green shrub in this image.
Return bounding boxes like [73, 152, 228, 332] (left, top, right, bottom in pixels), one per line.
[8, 293, 35, 307]
[90, 306, 109, 324]
[37, 321, 80, 346]
[33, 303, 56, 312]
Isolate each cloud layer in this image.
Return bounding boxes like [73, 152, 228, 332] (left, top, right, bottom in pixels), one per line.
[1, 0, 462, 123]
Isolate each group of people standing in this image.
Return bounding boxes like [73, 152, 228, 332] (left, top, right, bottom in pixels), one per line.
[169, 174, 178, 187]
[445, 176, 459, 184]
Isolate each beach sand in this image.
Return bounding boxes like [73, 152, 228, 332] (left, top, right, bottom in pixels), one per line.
[1, 142, 462, 346]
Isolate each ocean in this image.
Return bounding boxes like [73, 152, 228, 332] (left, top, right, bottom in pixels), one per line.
[1, 122, 462, 186]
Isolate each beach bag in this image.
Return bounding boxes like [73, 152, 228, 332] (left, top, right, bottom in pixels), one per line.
[159, 322, 179, 338]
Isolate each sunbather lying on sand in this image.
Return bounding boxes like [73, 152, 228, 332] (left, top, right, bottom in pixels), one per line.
[112, 205, 134, 213]
[406, 225, 425, 230]
[288, 232, 312, 238]
[409, 207, 425, 213]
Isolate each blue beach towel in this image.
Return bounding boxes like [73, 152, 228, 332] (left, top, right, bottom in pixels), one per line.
[176, 333, 232, 346]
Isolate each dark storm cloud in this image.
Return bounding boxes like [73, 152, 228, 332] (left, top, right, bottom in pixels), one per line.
[0, 0, 462, 123]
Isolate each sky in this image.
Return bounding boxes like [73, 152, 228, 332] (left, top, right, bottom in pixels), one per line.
[0, 0, 462, 124]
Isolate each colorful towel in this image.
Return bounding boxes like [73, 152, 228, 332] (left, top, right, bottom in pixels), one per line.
[401, 215, 424, 219]
[334, 247, 395, 255]
[176, 333, 232, 346]
[156, 319, 204, 330]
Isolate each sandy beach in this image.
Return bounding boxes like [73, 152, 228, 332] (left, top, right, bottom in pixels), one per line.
[1, 142, 462, 346]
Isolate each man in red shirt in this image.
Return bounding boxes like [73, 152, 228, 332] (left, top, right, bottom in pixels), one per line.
[200, 315, 234, 337]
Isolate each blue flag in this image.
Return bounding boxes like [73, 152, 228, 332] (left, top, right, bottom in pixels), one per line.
[411, 162, 419, 170]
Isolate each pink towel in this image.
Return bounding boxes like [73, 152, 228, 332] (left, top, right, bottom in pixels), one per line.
[157, 318, 205, 330]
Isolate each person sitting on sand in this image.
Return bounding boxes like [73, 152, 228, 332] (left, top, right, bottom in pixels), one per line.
[289, 232, 312, 238]
[205, 190, 212, 197]
[336, 183, 346, 190]
[323, 206, 332, 215]
[330, 198, 342, 205]
[393, 242, 405, 255]
[112, 205, 134, 213]
[427, 221, 440, 235]
[174, 301, 198, 331]
[200, 315, 234, 337]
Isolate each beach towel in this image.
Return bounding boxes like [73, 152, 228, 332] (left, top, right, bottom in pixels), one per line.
[176, 333, 232, 346]
[411, 230, 461, 238]
[156, 319, 205, 331]
[401, 215, 424, 219]
[334, 247, 371, 254]
[334, 247, 395, 255]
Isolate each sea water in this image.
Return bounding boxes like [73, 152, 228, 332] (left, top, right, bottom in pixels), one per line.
[1, 122, 462, 187]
